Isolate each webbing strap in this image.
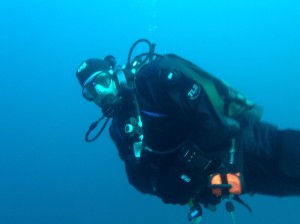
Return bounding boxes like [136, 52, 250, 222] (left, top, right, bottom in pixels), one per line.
[221, 173, 230, 196]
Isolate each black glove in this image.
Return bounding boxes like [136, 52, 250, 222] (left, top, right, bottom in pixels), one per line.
[101, 94, 123, 117]
[195, 188, 221, 209]
[101, 84, 135, 117]
[155, 158, 207, 205]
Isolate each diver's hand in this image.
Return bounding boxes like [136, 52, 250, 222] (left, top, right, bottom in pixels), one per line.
[101, 95, 123, 117]
[155, 159, 207, 205]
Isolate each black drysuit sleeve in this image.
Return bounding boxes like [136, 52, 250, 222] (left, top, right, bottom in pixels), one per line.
[109, 118, 158, 195]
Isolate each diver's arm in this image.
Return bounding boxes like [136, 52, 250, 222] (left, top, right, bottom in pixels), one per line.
[109, 118, 160, 195]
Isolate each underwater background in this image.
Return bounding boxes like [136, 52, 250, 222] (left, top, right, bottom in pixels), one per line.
[1, 0, 300, 223]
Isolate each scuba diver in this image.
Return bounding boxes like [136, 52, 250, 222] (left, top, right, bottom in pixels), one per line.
[75, 39, 300, 223]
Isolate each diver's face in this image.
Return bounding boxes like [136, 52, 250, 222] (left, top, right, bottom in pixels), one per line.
[82, 70, 118, 107]
[93, 80, 118, 107]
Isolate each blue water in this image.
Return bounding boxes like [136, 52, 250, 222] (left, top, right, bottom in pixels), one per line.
[1, 0, 300, 223]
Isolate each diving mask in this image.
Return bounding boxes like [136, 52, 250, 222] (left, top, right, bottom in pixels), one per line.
[82, 70, 114, 101]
